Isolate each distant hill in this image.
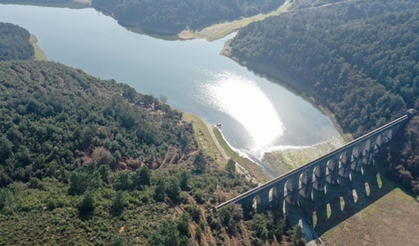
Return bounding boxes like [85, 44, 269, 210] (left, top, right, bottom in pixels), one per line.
[0, 22, 34, 61]
[228, 0, 419, 194]
[91, 0, 286, 35]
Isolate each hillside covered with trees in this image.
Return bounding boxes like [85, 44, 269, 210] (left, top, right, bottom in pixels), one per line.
[0, 22, 34, 61]
[0, 22, 306, 245]
[0, 60, 264, 245]
[229, 0, 419, 194]
[92, 0, 286, 35]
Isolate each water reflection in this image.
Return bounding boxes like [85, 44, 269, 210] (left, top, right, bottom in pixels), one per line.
[198, 70, 285, 155]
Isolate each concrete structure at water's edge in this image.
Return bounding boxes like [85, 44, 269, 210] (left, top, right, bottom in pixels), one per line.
[215, 109, 417, 240]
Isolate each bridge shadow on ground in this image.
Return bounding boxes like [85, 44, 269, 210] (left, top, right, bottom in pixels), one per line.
[284, 162, 407, 241]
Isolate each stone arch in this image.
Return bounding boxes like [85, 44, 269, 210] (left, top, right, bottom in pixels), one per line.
[340, 196, 345, 211]
[339, 152, 346, 167]
[312, 166, 318, 186]
[312, 165, 324, 191]
[284, 179, 298, 205]
[326, 158, 339, 185]
[364, 139, 371, 153]
[365, 182, 371, 196]
[312, 211, 318, 228]
[352, 189, 358, 203]
[376, 172, 383, 188]
[298, 172, 304, 190]
[284, 180, 290, 199]
[269, 186, 278, 203]
[325, 160, 331, 177]
[299, 169, 314, 199]
[340, 150, 353, 178]
[326, 203, 332, 219]
[352, 146, 359, 159]
[386, 129, 393, 141]
[376, 134, 382, 147]
[252, 194, 262, 211]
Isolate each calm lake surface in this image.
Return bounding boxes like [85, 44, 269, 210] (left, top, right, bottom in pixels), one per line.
[0, 4, 340, 160]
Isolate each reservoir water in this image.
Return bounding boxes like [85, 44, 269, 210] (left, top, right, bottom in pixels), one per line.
[0, 4, 340, 160]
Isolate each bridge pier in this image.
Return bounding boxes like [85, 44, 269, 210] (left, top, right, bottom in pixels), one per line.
[299, 168, 314, 199]
[313, 161, 327, 191]
[352, 141, 366, 171]
[327, 157, 340, 185]
[340, 151, 352, 178]
[285, 179, 300, 206]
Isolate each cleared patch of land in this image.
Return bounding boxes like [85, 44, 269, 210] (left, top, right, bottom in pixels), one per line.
[30, 34, 47, 61]
[263, 136, 345, 175]
[183, 112, 228, 166]
[183, 112, 271, 183]
[212, 127, 271, 183]
[178, 0, 293, 41]
[321, 178, 419, 246]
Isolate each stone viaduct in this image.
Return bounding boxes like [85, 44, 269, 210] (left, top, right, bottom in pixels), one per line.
[215, 109, 417, 213]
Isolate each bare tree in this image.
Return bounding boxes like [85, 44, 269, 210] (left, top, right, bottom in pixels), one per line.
[159, 94, 168, 104]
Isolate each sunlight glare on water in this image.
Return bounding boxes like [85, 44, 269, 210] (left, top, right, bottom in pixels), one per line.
[198, 70, 285, 152]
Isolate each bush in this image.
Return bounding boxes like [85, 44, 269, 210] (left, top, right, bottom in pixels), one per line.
[78, 188, 96, 215]
[185, 205, 201, 222]
[193, 189, 205, 204]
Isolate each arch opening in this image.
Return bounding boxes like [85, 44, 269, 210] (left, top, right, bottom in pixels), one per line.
[253, 195, 261, 211]
[340, 196, 345, 211]
[299, 173, 304, 190]
[376, 135, 382, 147]
[365, 182, 371, 196]
[326, 203, 331, 219]
[312, 211, 318, 228]
[269, 187, 278, 203]
[352, 189, 358, 203]
[377, 172, 383, 188]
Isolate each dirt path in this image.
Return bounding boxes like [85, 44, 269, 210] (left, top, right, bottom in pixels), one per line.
[205, 123, 229, 161]
[204, 123, 259, 184]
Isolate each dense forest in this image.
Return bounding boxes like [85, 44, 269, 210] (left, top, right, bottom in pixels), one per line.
[0, 60, 197, 185]
[92, 0, 286, 34]
[0, 23, 34, 61]
[0, 24, 305, 245]
[0, 60, 278, 245]
[229, 0, 419, 193]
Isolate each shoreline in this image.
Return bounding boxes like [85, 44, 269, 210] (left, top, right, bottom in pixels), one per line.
[30, 34, 47, 61]
[177, 0, 293, 42]
[0, 0, 91, 8]
[182, 112, 271, 183]
[220, 40, 353, 143]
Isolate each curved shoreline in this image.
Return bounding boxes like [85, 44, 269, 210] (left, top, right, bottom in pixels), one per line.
[29, 34, 47, 61]
[220, 40, 353, 143]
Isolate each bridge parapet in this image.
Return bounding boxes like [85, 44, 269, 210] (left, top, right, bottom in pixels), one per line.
[215, 110, 416, 213]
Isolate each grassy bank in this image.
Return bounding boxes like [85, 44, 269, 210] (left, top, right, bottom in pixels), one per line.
[30, 34, 47, 61]
[263, 136, 345, 176]
[183, 112, 271, 183]
[212, 127, 272, 183]
[182, 112, 228, 166]
[177, 0, 293, 42]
